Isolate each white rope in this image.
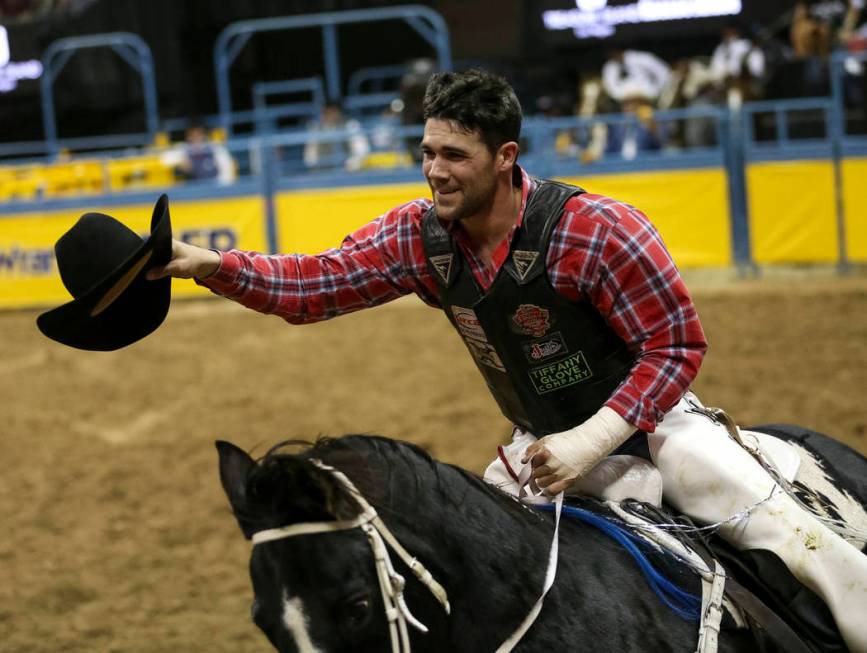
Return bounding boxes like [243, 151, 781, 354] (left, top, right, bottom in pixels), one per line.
[707, 407, 867, 544]
[494, 491, 564, 653]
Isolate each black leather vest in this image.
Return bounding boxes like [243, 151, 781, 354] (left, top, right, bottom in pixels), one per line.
[421, 179, 636, 435]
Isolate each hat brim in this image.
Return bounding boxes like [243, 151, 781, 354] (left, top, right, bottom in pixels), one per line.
[37, 195, 173, 352]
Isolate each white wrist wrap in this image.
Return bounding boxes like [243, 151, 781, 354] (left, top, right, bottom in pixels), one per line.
[541, 406, 636, 480]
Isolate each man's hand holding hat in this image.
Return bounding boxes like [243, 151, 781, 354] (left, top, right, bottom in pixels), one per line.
[146, 239, 221, 281]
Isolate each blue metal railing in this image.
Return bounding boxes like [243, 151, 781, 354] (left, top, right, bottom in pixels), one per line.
[347, 64, 408, 96]
[40, 32, 159, 157]
[2, 16, 865, 274]
[252, 77, 326, 133]
[213, 5, 451, 136]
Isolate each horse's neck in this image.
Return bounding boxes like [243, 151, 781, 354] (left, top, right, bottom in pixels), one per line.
[371, 457, 554, 625]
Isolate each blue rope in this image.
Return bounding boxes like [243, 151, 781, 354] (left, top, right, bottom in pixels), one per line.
[536, 503, 702, 622]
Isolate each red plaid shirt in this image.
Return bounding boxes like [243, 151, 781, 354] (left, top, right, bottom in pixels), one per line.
[202, 167, 707, 432]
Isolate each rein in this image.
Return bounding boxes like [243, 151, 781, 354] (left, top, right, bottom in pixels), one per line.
[250, 460, 450, 653]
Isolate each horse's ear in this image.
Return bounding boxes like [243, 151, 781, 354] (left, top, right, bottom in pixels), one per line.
[216, 440, 256, 517]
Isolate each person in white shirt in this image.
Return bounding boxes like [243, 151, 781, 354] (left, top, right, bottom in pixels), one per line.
[710, 24, 766, 83]
[601, 49, 671, 104]
[303, 103, 371, 172]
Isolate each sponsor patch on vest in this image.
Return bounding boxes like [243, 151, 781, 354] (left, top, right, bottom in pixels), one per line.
[451, 306, 487, 340]
[528, 352, 593, 394]
[510, 304, 551, 338]
[521, 331, 567, 362]
[450, 306, 505, 372]
[429, 253, 453, 284]
[512, 250, 538, 281]
[464, 337, 506, 373]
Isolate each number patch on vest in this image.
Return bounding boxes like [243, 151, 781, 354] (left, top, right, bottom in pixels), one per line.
[528, 352, 593, 394]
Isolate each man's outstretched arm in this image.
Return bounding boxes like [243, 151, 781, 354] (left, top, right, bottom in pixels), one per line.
[146, 201, 440, 324]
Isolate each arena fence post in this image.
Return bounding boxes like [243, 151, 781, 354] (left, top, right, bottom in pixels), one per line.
[829, 52, 850, 276]
[259, 139, 279, 254]
[722, 107, 755, 277]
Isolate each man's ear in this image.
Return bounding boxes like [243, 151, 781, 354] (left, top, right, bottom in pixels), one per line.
[497, 141, 519, 171]
[216, 440, 257, 521]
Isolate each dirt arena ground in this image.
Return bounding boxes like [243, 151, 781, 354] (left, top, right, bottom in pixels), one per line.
[2, 273, 866, 652]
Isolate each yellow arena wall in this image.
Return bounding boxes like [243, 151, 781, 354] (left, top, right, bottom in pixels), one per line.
[842, 158, 867, 262]
[1, 160, 862, 310]
[274, 168, 733, 269]
[558, 168, 732, 268]
[275, 182, 430, 254]
[0, 195, 266, 309]
[747, 160, 839, 264]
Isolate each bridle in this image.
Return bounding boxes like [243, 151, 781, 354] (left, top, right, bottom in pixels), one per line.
[249, 458, 561, 653]
[250, 460, 450, 653]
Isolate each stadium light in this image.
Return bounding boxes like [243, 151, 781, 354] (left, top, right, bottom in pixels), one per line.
[0, 25, 44, 93]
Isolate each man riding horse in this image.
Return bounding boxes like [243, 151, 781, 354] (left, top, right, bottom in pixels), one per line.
[148, 69, 867, 650]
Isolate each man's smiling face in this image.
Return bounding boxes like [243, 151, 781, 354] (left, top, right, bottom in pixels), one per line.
[421, 118, 499, 223]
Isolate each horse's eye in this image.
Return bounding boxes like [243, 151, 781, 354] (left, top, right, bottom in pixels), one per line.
[341, 594, 372, 630]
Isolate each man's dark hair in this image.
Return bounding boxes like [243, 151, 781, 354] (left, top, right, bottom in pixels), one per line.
[422, 69, 522, 153]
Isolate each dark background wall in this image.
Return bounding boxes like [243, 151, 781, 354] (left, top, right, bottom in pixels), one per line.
[0, 0, 799, 144]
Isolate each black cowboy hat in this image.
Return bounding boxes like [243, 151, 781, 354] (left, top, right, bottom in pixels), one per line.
[36, 194, 173, 351]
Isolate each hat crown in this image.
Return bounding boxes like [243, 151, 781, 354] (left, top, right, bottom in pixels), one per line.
[54, 213, 144, 298]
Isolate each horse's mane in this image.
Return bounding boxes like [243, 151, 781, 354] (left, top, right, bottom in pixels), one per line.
[251, 434, 542, 526]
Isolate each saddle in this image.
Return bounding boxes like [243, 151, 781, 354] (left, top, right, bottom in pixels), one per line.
[488, 426, 865, 653]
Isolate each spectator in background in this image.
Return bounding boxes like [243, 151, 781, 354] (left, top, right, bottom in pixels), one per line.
[560, 76, 618, 164]
[162, 121, 236, 185]
[791, 1, 834, 95]
[303, 103, 370, 172]
[839, 0, 867, 110]
[602, 49, 671, 105]
[710, 22, 767, 107]
[605, 80, 663, 160]
[681, 59, 725, 148]
[362, 100, 413, 170]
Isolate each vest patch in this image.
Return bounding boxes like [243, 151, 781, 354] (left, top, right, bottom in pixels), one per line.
[452, 306, 506, 372]
[512, 250, 538, 281]
[465, 338, 506, 373]
[429, 254, 453, 284]
[451, 306, 486, 340]
[510, 304, 552, 338]
[529, 352, 593, 394]
[521, 331, 568, 363]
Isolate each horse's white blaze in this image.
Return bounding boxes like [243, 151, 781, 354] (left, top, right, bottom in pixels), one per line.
[792, 443, 867, 547]
[282, 591, 322, 653]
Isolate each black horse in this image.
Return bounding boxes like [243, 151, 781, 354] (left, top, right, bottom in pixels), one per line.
[217, 427, 867, 653]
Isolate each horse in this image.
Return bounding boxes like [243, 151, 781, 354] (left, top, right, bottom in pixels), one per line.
[216, 425, 867, 653]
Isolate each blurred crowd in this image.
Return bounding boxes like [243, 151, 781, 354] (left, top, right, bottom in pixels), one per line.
[547, 0, 867, 163]
[3, 0, 867, 187]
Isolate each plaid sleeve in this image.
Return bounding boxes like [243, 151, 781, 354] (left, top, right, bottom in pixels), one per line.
[198, 200, 441, 323]
[550, 195, 707, 432]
